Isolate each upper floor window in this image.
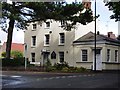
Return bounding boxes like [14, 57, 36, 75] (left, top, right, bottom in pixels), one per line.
[115, 50, 118, 62]
[107, 49, 110, 62]
[61, 20, 65, 26]
[46, 22, 50, 27]
[51, 51, 56, 59]
[59, 52, 64, 63]
[32, 36, 36, 46]
[31, 53, 35, 62]
[45, 34, 50, 45]
[59, 33, 65, 45]
[32, 24, 37, 30]
[82, 50, 88, 61]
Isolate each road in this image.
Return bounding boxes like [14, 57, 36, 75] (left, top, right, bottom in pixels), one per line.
[1, 71, 120, 89]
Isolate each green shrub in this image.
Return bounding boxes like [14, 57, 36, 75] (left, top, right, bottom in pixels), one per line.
[54, 61, 69, 70]
[1, 58, 30, 67]
[1, 52, 6, 57]
[61, 67, 69, 72]
[11, 51, 23, 58]
[1, 51, 23, 59]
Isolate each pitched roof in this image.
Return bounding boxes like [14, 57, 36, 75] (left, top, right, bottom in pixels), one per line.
[2, 42, 24, 52]
[73, 31, 120, 44]
[11, 43, 24, 52]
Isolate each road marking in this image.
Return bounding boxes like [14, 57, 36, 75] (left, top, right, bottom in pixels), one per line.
[68, 76, 73, 78]
[11, 75, 22, 78]
[3, 81, 22, 86]
[83, 75, 87, 77]
[43, 78, 48, 80]
[55, 77, 60, 79]
[61, 76, 66, 78]
[72, 75, 77, 77]
[78, 75, 81, 77]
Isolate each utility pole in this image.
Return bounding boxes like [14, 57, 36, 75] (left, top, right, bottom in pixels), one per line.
[94, 0, 96, 71]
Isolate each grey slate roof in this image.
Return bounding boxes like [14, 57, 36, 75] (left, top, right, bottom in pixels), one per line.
[73, 31, 120, 45]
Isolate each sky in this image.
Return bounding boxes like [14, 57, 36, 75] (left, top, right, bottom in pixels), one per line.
[0, 0, 119, 45]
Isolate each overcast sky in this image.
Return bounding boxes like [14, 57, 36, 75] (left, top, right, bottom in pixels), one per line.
[0, 0, 119, 45]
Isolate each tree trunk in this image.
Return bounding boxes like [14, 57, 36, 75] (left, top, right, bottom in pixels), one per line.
[6, 18, 15, 59]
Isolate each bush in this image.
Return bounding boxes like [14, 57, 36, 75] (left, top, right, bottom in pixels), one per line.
[1, 50, 23, 59]
[1, 52, 6, 57]
[1, 58, 30, 67]
[54, 62, 69, 70]
[61, 67, 69, 72]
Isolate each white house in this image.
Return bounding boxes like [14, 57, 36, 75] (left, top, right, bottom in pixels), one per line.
[24, 19, 120, 70]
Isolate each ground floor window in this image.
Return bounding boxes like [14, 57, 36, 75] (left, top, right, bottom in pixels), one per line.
[59, 52, 64, 63]
[82, 50, 88, 61]
[115, 50, 118, 62]
[31, 53, 35, 62]
[107, 49, 110, 62]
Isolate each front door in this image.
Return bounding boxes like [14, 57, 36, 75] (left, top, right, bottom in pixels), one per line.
[43, 52, 50, 65]
[93, 49, 102, 71]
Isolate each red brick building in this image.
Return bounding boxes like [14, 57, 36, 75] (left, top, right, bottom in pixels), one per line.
[0, 42, 24, 56]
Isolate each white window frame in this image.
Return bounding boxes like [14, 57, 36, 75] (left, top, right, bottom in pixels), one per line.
[81, 49, 88, 61]
[32, 23, 37, 30]
[31, 36, 36, 47]
[31, 53, 35, 62]
[59, 33, 65, 45]
[59, 52, 64, 63]
[45, 22, 50, 28]
[115, 50, 118, 62]
[107, 49, 110, 62]
[44, 34, 50, 46]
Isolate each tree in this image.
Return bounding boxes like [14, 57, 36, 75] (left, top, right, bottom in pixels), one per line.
[1, 50, 23, 58]
[1, 1, 93, 59]
[105, 1, 120, 21]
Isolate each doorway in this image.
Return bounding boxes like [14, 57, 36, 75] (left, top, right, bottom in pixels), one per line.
[42, 52, 50, 66]
[93, 49, 102, 70]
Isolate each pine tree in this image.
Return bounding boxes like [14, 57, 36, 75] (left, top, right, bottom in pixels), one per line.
[1, 1, 93, 59]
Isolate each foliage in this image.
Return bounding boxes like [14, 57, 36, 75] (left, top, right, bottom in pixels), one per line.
[45, 59, 52, 72]
[1, 1, 93, 59]
[105, 1, 120, 21]
[53, 62, 69, 70]
[1, 50, 23, 59]
[1, 57, 30, 67]
[1, 52, 6, 57]
[11, 51, 23, 59]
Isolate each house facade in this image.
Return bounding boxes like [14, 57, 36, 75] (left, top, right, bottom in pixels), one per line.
[73, 32, 120, 70]
[24, 20, 120, 70]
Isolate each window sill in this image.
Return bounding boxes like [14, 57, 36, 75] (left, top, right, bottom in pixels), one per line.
[32, 29, 36, 31]
[76, 61, 91, 63]
[31, 46, 36, 48]
[58, 44, 65, 46]
[44, 45, 50, 47]
[44, 27, 50, 29]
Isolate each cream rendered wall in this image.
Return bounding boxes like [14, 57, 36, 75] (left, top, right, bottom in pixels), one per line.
[24, 20, 76, 66]
[104, 44, 119, 62]
[74, 44, 107, 69]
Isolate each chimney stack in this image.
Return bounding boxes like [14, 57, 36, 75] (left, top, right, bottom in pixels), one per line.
[107, 32, 116, 39]
[82, 0, 91, 9]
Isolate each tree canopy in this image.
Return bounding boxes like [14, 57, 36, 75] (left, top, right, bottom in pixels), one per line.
[0, 1, 93, 59]
[105, 1, 120, 21]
